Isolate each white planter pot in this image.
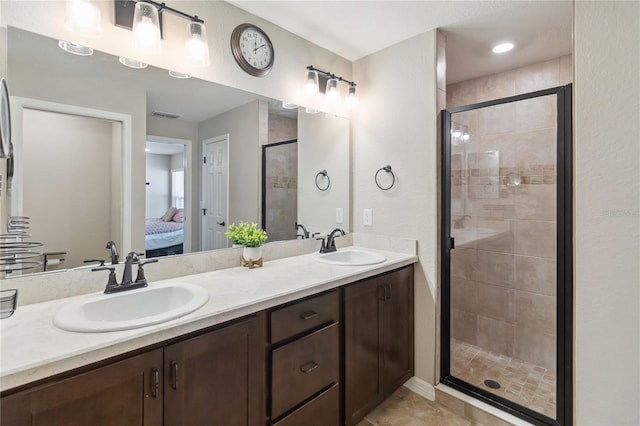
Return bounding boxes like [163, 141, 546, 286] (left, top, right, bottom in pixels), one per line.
[243, 246, 262, 261]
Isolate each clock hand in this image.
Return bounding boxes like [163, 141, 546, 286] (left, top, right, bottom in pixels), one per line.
[253, 44, 266, 53]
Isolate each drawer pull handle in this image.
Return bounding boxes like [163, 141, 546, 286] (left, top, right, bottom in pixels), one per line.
[170, 361, 179, 390]
[151, 367, 159, 398]
[300, 361, 319, 373]
[299, 311, 318, 320]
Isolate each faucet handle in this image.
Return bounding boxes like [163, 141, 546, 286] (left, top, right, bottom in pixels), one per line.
[92, 266, 119, 292]
[135, 258, 158, 285]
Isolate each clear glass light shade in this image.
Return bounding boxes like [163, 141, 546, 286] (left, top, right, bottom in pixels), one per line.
[305, 70, 319, 95]
[186, 22, 210, 67]
[58, 40, 94, 56]
[132, 2, 161, 53]
[65, 0, 102, 35]
[168, 70, 191, 79]
[346, 85, 359, 108]
[325, 78, 340, 100]
[119, 57, 148, 69]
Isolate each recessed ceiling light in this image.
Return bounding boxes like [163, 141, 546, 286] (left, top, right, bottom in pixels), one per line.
[58, 40, 93, 56]
[492, 42, 515, 54]
[168, 70, 191, 79]
[119, 56, 148, 69]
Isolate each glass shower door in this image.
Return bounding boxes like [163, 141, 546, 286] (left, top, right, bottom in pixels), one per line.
[441, 86, 572, 426]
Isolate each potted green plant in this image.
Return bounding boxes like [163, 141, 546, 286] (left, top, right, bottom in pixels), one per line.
[226, 222, 268, 267]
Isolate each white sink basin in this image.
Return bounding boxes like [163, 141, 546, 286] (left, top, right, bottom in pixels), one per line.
[54, 282, 209, 333]
[312, 249, 386, 266]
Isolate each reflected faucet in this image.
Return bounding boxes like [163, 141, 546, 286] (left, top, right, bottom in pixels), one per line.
[106, 240, 119, 265]
[453, 215, 470, 229]
[296, 222, 310, 239]
[319, 228, 346, 253]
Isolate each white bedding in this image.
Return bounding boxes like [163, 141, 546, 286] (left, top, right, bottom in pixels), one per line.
[145, 229, 184, 250]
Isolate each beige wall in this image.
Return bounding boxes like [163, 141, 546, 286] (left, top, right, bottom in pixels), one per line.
[264, 142, 298, 241]
[199, 101, 261, 227]
[353, 31, 438, 384]
[298, 111, 350, 236]
[574, 2, 640, 424]
[22, 110, 114, 271]
[268, 114, 297, 144]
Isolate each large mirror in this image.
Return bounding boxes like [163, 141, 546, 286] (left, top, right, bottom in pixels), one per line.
[4, 26, 350, 276]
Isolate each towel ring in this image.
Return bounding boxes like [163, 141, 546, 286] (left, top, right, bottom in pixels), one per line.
[315, 170, 330, 191]
[375, 165, 395, 190]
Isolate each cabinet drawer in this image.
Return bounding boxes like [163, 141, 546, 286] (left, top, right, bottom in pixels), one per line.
[271, 291, 339, 344]
[272, 384, 339, 426]
[271, 323, 339, 419]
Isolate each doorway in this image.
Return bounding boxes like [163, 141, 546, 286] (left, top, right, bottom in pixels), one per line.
[441, 85, 573, 426]
[201, 134, 229, 251]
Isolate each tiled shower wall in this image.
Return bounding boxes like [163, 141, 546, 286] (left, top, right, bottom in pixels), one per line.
[447, 56, 572, 371]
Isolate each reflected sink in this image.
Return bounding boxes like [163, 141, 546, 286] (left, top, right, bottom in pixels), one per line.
[54, 282, 209, 333]
[312, 249, 386, 266]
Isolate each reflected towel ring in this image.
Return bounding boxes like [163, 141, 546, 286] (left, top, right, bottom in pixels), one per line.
[315, 170, 330, 191]
[375, 165, 395, 190]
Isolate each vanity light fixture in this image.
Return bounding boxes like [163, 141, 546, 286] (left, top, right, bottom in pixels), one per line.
[115, 0, 210, 67]
[58, 40, 94, 56]
[132, 1, 161, 53]
[305, 65, 358, 108]
[65, 0, 102, 35]
[492, 41, 515, 54]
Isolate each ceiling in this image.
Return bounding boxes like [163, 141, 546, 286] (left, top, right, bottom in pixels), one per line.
[227, 1, 573, 84]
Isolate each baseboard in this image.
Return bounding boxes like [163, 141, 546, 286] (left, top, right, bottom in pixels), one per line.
[403, 376, 435, 401]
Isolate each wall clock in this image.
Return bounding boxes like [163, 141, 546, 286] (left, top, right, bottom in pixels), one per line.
[231, 23, 274, 77]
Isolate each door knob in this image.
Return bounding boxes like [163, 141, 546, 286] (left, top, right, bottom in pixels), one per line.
[216, 221, 225, 226]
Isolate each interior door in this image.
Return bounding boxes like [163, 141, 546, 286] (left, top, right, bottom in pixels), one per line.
[201, 135, 228, 251]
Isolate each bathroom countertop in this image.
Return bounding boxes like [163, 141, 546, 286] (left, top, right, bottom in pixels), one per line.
[0, 246, 417, 393]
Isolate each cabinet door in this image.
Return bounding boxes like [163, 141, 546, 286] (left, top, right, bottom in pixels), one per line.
[381, 266, 414, 393]
[344, 275, 385, 426]
[1, 349, 163, 426]
[164, 313, 266, 426]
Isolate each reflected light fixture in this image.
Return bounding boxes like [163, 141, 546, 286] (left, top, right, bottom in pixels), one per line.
[65, 0, 102, 35]
[346, 85, 359, 108]
[58, 40, 94, 56]
[119, 56, 148, 69]
[168, 70, 191, 79]
[305, 70, 319, 95]
[492, 41, 515, 54]
[282, 101, 298, 109]
[132, 1, 161, 53]
[305, 65, 358, 109]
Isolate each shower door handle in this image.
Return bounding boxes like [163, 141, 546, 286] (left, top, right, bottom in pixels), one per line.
[450, 237, 455, 250]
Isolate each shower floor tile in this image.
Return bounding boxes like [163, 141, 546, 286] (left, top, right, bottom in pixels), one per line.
[451, 339, 557, 419]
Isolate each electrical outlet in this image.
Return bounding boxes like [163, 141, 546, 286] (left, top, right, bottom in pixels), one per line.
[336, 207, 344, 224]
[363, 209, 373, 226]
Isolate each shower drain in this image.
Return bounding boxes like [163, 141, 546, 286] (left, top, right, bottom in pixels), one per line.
[484, 379, 501, 389]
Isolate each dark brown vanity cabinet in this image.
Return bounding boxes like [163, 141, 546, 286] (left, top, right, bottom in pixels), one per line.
[344, 265, 414, 426]
[269, 290, 340, 426]
[1, 314, 266, 426]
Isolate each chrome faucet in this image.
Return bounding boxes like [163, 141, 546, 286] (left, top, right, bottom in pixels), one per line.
[106, 240, 119, 265]
[453, 215, 470, 229]
[296, 222, 310, 239]
[92, 251, 157, 294]
[319, 228, 346, 253]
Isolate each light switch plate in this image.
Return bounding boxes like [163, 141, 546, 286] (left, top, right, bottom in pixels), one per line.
[363, 209, 373, 226]
[336, 208, 344, 224]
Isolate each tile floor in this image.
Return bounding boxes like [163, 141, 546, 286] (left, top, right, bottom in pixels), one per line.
[356, 386, 483, 426]
[450, 339, 556, 418]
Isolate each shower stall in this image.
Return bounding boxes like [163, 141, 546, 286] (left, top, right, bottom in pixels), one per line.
[441, 85, 573, 426]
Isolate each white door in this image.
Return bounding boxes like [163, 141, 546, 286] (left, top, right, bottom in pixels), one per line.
[201, 135, 228, 251]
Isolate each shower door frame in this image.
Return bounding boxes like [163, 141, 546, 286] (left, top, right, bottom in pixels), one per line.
[440, 85, 573, 426]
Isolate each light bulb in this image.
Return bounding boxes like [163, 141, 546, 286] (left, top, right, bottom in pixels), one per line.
[452, 128, 462, 138]
[492, 42, 515, 54]
[186, 22, 210, 67]
[65, 0, 102, 35]
[305, 70, 319, 95]
[132, 2, 161, 53]
[462, 132, 470, 141]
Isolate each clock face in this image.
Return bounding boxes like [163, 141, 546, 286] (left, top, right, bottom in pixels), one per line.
[231, 24, 274, 77]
